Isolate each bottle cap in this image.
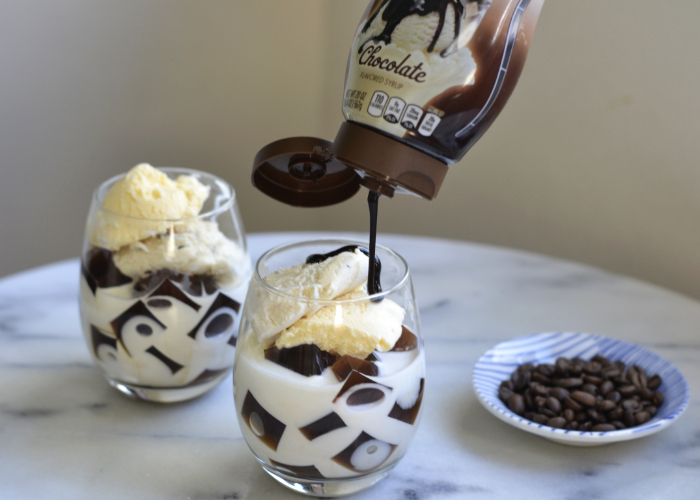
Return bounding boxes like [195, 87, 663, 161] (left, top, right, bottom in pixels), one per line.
[252, 124, 449, 206]
[252, 137, 361, 207]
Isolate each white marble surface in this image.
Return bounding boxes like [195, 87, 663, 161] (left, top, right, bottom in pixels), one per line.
[1, 232, 698, 500]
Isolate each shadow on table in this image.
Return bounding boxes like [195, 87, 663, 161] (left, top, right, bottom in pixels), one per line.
[1, 362, 301, 498]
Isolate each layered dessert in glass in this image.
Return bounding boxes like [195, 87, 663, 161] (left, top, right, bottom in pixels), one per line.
[234, 239, 424, 497]
[79, 164, 251, 402]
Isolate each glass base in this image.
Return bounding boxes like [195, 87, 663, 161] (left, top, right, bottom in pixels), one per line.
[106, 371, 230, 403]
[260, 461, 397, 498]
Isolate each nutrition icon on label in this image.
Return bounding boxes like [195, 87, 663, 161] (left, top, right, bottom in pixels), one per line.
[400, 105, 424, 131]
[368, 91, 389, 117]
[418, 113, 442, 137]
[383, 97, 406, 124]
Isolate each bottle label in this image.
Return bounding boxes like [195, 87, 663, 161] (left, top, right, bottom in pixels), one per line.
[342, 0, 544, 163]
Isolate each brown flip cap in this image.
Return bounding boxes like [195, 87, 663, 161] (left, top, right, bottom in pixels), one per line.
[331, 122, 448, 200]
[252, 124, 449, 206]
[252, 137, 361, 207]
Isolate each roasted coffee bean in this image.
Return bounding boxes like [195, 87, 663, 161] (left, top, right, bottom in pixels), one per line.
[571, 391, 597, 407]
[592, 423, 616, 432]
[597, 400, 616, 412]
[584, 375, 603, 386]
[564, 396, 583, 411]
[628, 367, 641, 388]
[558, 377, 584, 389]
[592, 354, 612, 367]
[648, 406, 658, 417]
[601, 367, 621, 379]
[537, 364, 556, 377]
[530, 382, 549, 396]
[555, 357, 571, 376]
[635, 411, 651, 425]
[599, 380, 614, 395]
[523, 389, 534, 411]
[640, 400, 651, 409]
[563, 408, 575, 422]
[623, 408, 636, 427]
[583, 361, 602, 376]
[575, 411, 587, 423]
[621, 399, 639, 411]
[508, 394, 525, 415]
[545, 396, 562, 414]
[639, 370, 648, 388]
[499, 386, 514, 403]
[605, 391, 621, 404]
[568, 420, 579, 430]
[500, 380, 514, 391]
[542, 408, 557, 418]
[638, 387, 654, 401]
[532, 372, 552, 385]
[518, 363, 535, 373]
[582, 384, 598, 396]
[532, 413, 548, 424]
[611, 420, 626, 430]
[549, 387, 570, 401]
[524, 411, 535, 420]
[619, 385, 638, 397]
[653, 391, 664, 406]
[511, 370, 531, 391]
[547, 417, 566, 429]
[534, 395, 547, 409]
[647, 375, 662, 390]
[607, 406, 624, 421]
[569, 363, 583, 376]
[580, 421, 593, 432]
[587, 409, 606, 423]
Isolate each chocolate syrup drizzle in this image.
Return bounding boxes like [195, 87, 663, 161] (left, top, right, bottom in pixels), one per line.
[366, 190, 380, 298]
[305, 189, 383, 303]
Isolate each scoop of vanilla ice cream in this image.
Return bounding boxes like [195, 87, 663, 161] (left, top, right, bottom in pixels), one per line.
[91, 163, 210, 250]
[388, 7, 458, 55]
[249, 250, 370, 348]
[113, 220, 250, 287]
[275, 289, 405, 359]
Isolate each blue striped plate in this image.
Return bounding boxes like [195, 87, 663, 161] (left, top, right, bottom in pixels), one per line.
[472, 332, 690, 446]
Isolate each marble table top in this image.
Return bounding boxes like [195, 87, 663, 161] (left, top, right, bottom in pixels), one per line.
[1, 232, 698, 499]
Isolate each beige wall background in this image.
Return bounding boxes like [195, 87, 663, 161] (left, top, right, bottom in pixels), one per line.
[1, 1, 699, 300]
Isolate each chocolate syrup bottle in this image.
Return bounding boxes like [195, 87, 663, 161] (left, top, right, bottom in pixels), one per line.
[253, 0, 545, 205]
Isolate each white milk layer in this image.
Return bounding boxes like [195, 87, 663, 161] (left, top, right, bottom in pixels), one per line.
[233, 331, 425, 479]
[80, 272, 249, 387]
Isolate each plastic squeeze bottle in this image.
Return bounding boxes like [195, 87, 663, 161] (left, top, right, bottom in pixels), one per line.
[252, 0, 545, 205]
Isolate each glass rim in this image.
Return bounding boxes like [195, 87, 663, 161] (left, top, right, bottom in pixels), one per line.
[254, 238, 411, 304]
[93, 166, 236, 222]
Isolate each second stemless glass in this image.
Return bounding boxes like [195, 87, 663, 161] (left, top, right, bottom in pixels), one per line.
[234, 239, 425, 497]
[79, 168, 252, 403]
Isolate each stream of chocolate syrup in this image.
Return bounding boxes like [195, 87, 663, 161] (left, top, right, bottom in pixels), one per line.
[366, 190, 380, 296]
[305, 190, 382, 301]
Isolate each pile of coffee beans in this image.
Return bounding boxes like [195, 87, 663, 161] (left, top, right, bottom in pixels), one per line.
[498, 355, 664, 432]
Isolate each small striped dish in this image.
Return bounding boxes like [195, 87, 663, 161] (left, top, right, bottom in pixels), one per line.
[472, 332, 690, 446]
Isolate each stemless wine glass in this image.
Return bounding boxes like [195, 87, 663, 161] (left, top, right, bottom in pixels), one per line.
[79, 168, 252, 403]
[234, 239, 425, 497]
